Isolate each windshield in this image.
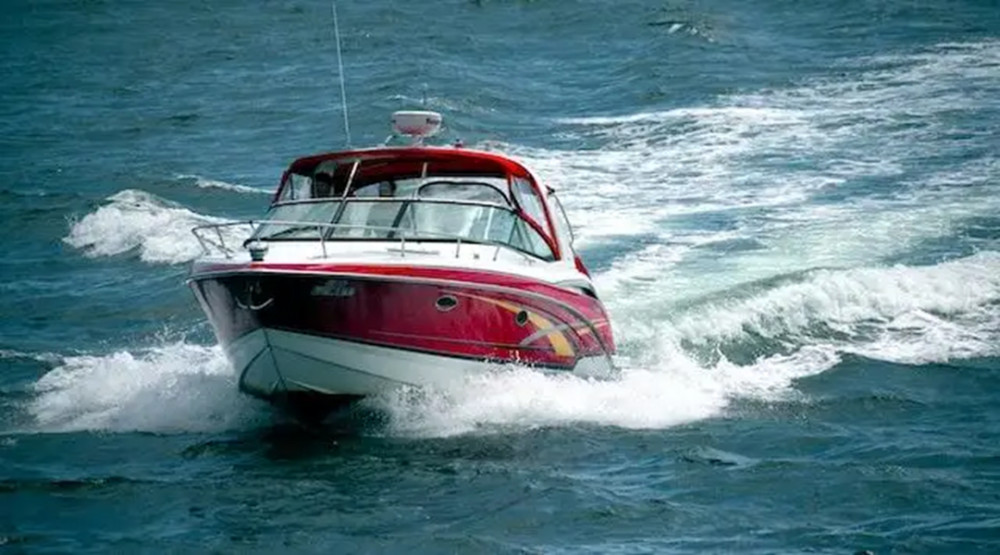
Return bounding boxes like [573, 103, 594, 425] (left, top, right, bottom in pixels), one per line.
[254, 179, 554, 260]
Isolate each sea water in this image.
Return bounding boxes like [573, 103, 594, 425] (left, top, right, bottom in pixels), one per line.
[1, 1, 998, 552]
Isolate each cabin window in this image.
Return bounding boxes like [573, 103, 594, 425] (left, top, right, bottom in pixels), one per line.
[345, 177, 509, 203]
[311, 161, 347, 198]
[278, 173, 314, 201]
[404, 202, 515, 243]
[278, 161, 351, 201]
[511, 178, 548, 231]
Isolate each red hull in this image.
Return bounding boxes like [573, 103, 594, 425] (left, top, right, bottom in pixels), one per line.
[190, 263, 615, 370]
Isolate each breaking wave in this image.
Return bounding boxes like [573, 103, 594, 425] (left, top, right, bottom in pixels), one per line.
[63, 189, 250, 265]
[28, 343, 262, 434]
[665, 252, 1000, 364]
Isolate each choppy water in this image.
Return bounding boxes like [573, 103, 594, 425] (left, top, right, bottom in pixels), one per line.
[2, 0, 999, 552]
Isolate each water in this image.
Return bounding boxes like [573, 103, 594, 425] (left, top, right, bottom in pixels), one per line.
[2, 0, 999, 552]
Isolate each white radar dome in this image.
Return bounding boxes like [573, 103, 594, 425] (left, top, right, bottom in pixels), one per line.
[392, 110, 443, 139]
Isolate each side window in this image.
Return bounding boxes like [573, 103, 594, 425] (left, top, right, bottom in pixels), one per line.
[508, 220, 555, 261]
[278, 173, 313, 201]
[511, 177, 548, 231]
[549, 193, 575, 247]
[311, 161, 343, 198]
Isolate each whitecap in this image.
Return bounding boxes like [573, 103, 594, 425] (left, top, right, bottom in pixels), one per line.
[28, 343, 263, 434]
[63, 189, 251, 265]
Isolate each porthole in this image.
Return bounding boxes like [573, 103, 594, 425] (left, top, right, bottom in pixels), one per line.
[436, 295, 458, 312]
[515, 310, 529, 327]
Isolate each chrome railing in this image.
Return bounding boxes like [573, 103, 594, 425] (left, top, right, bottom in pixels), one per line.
[191, 219, 533, 262]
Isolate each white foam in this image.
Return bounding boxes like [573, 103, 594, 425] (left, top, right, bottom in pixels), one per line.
[22, 253, 995, 437]
[848, 309, 1000, 365]
[175, 174, 272, 195]
[665, 252, 1000, 363]
[505, 40, 999, 265]
[372, 251, 1000, 438]
[64, 189, 250, 265]
[496, 41, 1000, 333]
[372, 343, 838, 438]
[28, 343, 263, 434]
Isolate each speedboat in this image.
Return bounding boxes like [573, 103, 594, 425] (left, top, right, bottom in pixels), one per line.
[188, 111, 616, 419]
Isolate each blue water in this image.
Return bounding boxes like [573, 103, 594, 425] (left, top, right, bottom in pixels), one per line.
[2, 0, 999, 552]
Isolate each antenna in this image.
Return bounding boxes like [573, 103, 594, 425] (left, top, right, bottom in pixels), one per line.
[331, 0, 351, 146]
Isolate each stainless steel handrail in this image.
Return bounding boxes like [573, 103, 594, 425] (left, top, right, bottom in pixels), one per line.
[190, 221, 256, 258]
[191, 219, 529, 262]
[269, 196, 513, 210]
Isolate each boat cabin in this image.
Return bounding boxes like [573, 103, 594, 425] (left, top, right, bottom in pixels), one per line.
[254, 146, 576, 263]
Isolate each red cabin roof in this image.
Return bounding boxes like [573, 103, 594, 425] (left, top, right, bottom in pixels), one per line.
[286, 146, 535, 180]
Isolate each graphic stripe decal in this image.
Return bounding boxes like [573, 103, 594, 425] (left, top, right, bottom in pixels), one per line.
[457, 292, 575, 358]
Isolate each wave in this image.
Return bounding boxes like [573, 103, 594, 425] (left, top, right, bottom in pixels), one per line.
[375, 252, 1000, 436]
[663, 252, 1000, 364]
[19, 253, 997, 437]
[369, 346, 837, 437]
[63, 189, 251, 265]
[507, 40, 999, 265]
[675, 252, 1000, 342]
[493, 40, 1000, 333]
[28, 343, 263, 434]
[175, 174, 272, 195]
[19, 337, 836, 438]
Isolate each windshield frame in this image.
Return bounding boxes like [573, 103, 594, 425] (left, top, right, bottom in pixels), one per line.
[272, 149, 564, 259]
[253, 196, 556, 261]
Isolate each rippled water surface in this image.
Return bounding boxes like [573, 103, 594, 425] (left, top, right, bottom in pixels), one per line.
[2, 0, 999, 552]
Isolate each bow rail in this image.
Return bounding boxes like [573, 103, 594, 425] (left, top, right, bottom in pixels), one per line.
[190, 220, 536, 263]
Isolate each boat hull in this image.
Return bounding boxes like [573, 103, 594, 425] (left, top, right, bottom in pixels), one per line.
[227, 327, 523, 398]
[189, 265, 615, 403]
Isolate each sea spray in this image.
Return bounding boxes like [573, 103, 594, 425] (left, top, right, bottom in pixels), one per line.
[29, 343, 262, 433]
